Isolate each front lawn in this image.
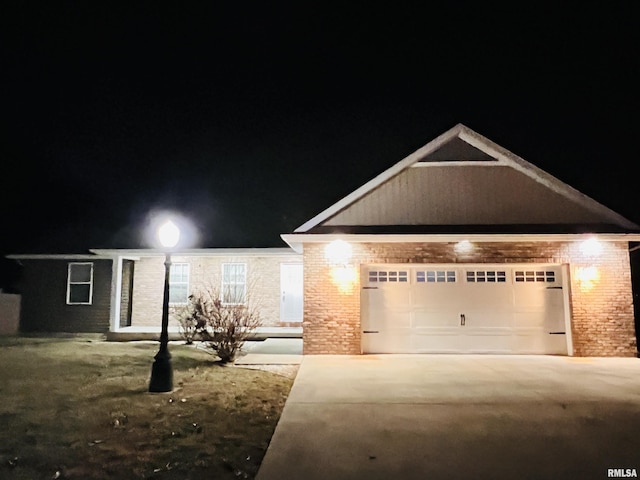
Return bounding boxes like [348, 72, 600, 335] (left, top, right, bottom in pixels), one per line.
[0, 337, 295, 479]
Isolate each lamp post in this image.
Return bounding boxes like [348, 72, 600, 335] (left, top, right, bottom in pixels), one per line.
[149, 219, 180, 393]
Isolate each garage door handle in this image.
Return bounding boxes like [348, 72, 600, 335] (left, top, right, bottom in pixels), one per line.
[363, 330, 379, 334]
[546, 286, 563, 290]
[460, 314, 466, 326]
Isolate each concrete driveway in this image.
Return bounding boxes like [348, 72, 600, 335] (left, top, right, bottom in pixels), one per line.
[256, 355, 640, 480]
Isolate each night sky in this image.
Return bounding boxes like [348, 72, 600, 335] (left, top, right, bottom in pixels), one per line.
[1, 2, 638, 287]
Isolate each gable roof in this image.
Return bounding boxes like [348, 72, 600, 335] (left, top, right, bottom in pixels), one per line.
[294, 124, 639, 234]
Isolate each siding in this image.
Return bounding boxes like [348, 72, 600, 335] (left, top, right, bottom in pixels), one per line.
[325, 166, 605, 226]
[17, 259, 113, 333]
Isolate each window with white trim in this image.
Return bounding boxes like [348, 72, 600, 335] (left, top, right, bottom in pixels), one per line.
[169, 263, 190, 304]
[368, 270, 408, 283]
[466, 270, 506, 283]
[416, 270, 457, 283]
[222, 263, 246, 304]
[67, 263, 94, 305]
[514, 270, 555, 283]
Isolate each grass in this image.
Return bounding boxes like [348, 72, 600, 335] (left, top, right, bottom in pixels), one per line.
[0, 337, 295, 479]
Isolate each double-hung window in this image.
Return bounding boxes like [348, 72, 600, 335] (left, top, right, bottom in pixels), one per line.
[67, 263, 94, 305]
[222, 263, 246, 304]
[169, 263, 190, 304]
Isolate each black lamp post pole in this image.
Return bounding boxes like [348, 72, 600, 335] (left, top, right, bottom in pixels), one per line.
[149, 252, 173, 392]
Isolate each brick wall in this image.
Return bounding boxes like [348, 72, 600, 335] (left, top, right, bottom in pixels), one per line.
[130, 254, 301, 328]
[302, 241, 637, 357]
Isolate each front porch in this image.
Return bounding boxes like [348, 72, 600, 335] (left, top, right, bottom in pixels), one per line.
[106, 325, 302, 342]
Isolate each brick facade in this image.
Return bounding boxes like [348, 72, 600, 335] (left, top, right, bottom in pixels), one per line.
[130, 254, 302, 328]
[302, 240, 637, 357]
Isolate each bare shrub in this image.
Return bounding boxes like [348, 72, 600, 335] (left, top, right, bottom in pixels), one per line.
[175, 285, 262, 363]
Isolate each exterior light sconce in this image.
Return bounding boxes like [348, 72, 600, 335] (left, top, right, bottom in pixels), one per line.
[580, 237, 603, 257]
[331, 265, 358, 293]
[575, 266, 600, 291]
[325, 239, 356, 293]
[325, 239, 352, 265]
[454, 240, 474, 255]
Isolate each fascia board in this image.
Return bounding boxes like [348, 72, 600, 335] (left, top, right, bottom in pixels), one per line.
[89, 248, 300, 257]
[281, 233, 640, 247]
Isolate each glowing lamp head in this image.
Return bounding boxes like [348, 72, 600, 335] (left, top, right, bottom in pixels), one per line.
[454, 240, 473, 254]
[324, 239, 352, 265]
[580, 237, 602, 256]
[158, 220, 180, 249]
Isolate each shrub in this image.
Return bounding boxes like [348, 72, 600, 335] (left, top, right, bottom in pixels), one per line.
[175, 286, 262, 363]
[175, 304, 206, 345]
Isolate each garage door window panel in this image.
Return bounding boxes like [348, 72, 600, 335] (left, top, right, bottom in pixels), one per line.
[416, 270, 456, 283]
[466, 270, 506, 283]
[515, 270, 555, 283]
[368, 270, 408, 284]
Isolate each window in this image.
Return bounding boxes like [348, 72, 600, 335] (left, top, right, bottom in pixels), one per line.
[514, 270, 555, 283]
[416, 270, 456, 283]
[169, 263, 190, 304]
[222, 263, 246, 304]
[466, 270, 506, 283]
[368, 270, 408, 283]
[67, 263, 93, 305]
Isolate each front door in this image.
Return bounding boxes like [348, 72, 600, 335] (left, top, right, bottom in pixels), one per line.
[280, 263, 303, 322]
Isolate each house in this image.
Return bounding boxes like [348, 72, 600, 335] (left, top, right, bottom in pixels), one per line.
[6, 124, 640, 356]
[7, 249, 303, 339]
[281, 124, 640, 356]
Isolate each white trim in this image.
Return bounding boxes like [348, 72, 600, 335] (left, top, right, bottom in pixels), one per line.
[281, 233, 640, 253]
[66, 262, 94, 305]
[90, 247, 298, 257]
[7, 248, 299, 261]
[411, 160, 503, 167]
[561, 263, 574, 356]
[110, 256, 124, 332]
[221, 262, 247, 305]
[294, 123, 639, 232]
[7, 254, 111, 260]
[169, 262, 190, 305]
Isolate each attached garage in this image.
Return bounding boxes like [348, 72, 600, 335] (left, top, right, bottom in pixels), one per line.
[283, 124, 640, 357]
[361, 264, 569, 354]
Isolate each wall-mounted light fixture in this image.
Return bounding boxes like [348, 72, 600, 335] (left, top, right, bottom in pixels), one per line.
[454, 240, 474, 255]
[331, 265, 358, 293]
[324, 239, 356, 293]
[325, 239, 352, 265]
[580, 237, 603, 256]
[575, 265, 600, 291]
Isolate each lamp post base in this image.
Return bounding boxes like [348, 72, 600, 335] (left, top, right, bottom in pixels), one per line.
[149, 350, 173, 393]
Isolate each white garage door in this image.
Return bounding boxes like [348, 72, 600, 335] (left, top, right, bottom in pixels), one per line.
[361, 264, 568, 354]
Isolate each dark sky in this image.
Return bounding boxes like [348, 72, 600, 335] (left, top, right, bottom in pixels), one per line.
[1, 2, 638, 285]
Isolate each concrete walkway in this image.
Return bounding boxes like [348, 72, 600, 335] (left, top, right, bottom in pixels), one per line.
[257, 355, 640, 480]
[235, 338, 303, 365]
